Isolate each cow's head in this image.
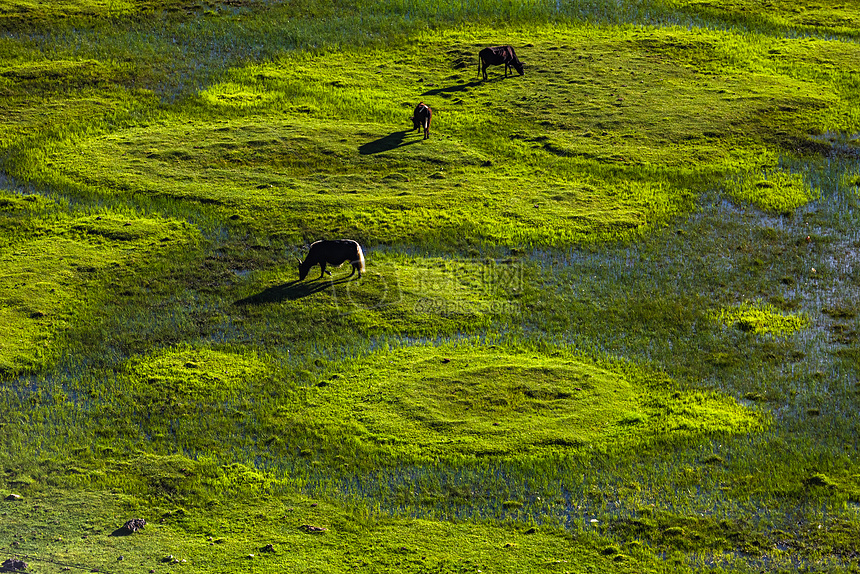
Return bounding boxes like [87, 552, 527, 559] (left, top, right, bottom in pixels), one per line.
[297, 257, 310, 280]
[513, 61, 524, 75]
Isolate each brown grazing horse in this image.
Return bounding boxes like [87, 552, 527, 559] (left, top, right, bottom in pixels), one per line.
[412, 102, 432, 139]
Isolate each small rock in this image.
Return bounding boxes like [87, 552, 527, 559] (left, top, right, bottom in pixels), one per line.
[121, 518, 146, 533]
[4, 494, 21, 502]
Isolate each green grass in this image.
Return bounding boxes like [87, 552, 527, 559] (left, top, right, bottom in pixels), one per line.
[17, 24, 859, 247]
[712, 301, 809, 337]
[0, 486, 674, 574]
[2, 0, 860, 571]
[0, 187, 199, 374]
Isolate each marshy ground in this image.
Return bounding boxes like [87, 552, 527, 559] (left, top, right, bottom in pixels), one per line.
[2, 0, 860, 572]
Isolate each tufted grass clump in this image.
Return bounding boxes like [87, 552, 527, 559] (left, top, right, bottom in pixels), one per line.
[724, 170, 817, 214]
[712, 301, 809, 337]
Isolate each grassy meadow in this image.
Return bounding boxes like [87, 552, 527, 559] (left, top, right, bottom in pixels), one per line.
[2, 0, 860, 571]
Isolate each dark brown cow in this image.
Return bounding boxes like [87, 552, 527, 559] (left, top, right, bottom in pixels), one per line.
[478, 45, 524, 80]
[298, 239, 365, 280]
[412, 102, 432, 139]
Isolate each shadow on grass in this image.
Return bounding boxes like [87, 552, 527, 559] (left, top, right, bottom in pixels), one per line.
[422, 80, 482, 96]
[235, 277, 356, 305]
[359, 130, 423, 154]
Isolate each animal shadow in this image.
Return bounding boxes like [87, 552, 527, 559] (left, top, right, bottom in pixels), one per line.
[359, 130, 422, 155]
[422, 81, 480, 96]
[234, 277, 354, 305]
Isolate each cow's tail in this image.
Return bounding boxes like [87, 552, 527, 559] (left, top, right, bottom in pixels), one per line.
[354, 244, 366, 277]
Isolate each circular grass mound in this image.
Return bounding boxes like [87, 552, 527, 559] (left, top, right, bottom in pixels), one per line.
[124, 345, 271, 403]
[322, 344, 762, 458]
[392, 361, 635, 453]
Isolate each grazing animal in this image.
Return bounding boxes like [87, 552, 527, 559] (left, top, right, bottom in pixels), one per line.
[478, 45, 524, 80]
[298, 239, 365, 280]
[412, 102, 433, 140]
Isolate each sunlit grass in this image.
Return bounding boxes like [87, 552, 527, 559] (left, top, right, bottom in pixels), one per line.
[2, 0, 860, 571]
[712, 301, 809, 337]
[724, 170, 818, 214]
[0, 187, 199, 375]
[29, 24, 860, 251]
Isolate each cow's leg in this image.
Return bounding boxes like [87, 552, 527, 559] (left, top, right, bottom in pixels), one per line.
[319, 263, 330, 278]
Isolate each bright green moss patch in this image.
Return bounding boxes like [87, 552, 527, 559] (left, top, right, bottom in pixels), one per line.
[299, 344, 762, 459]
[712, 301, 809, 336]
[124, 345, 272, 402]
[724, 170, 817, 213]
[0, 485, 665, 574]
